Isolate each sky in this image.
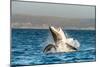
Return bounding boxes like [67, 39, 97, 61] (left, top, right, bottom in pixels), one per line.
[11, 1, 96, 29]
[12, 1, 95, 19]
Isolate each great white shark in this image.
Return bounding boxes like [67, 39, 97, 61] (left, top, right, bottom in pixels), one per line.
[43, 26, 80, 53]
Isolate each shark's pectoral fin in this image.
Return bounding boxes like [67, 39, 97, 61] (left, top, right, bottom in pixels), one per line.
[65, 43, 77, 50]
[43, 44, 56, 53]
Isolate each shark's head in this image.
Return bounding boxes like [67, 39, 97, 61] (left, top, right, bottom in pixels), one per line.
[49, 26, 67, 43]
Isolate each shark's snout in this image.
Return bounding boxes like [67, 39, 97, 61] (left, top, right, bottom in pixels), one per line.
[49, 26, 60, 33]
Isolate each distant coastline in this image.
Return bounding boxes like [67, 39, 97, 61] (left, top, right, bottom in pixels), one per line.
[11, 14, 96, 31]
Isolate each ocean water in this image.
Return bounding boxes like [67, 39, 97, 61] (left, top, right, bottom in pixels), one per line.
[11, 29, 96, 66]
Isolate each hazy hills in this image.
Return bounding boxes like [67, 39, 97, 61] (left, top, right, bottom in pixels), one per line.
[11, 14, 95, 30]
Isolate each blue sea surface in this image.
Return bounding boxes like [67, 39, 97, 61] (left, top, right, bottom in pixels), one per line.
[11, 29, 96, 66]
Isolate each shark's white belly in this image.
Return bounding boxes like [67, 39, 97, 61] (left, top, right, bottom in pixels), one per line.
[56, 41, 75, 52]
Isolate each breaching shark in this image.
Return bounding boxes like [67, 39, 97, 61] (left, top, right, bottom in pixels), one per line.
[43, 26, 80, 53]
